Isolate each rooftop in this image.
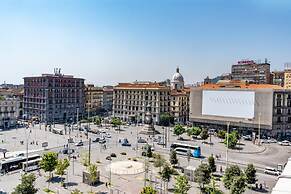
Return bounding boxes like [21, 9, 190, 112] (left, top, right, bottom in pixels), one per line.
[199, 81, 283, 90]
[115, 82, 170, 90]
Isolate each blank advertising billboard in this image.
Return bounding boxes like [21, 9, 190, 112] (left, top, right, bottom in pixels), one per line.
[202, 90, 255, 119]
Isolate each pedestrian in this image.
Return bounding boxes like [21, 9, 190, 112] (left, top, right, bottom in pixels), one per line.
[220, 166, 223, 173]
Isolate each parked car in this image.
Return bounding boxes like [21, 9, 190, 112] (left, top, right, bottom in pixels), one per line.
[268, 139, 277, 143]
[106, 156, 112, 160]
[61, 148, 75, 155]
[110, 153, 117, 157]
[264, 167, 281, 176]
[137, 138, 147, 143]
[242, 135, 252, 141]
[278, 140, 290, 146]
[99, 139, 106, 144]
[105, 133, 111, 138]
[92, 137, 100, 143]
[261, 139, 269, 144]
[75, 141, 84, 146]
[121, 138, 131, 146]
[68, 138, 74, 143]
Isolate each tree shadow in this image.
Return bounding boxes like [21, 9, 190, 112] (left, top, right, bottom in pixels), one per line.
[50, 176, 64, 183]
[66, 182, 78, 187]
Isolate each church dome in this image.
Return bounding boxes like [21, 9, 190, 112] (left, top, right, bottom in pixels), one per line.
[172, 67, 184, 83]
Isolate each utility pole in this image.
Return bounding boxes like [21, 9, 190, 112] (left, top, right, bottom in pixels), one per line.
[88, 138, 91, 166]
[76, 108, 79, 129]
[25, 125, 29, 173]
[258, 112, 261, 146]
[226, 122, 230, 169]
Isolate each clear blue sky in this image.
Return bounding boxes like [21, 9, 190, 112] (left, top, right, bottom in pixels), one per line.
[0, 0, 291, 85]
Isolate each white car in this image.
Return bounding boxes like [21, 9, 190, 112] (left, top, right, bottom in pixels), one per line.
[264, 167, 281, 176]
[278, 140, 290, 146]
[105, 133, 111, 138]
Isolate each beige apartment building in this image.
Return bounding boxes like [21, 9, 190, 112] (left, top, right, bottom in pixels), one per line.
[85, 85, 104, 116]
[112, 68, 189, 124]
[284, 70, 291, 89]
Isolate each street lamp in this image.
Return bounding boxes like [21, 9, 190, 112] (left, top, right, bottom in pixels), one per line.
[226, 121, 230, 169]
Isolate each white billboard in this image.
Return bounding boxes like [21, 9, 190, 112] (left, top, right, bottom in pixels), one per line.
[202, 90, 255, 119]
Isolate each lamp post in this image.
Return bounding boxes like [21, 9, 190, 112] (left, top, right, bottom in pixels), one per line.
[226, 122, 230, 169]
[258, 112, 261, 146]
[25, 124, 30, 173]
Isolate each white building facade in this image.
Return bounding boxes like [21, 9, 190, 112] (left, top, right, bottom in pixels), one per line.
[0, 97, 20, 129]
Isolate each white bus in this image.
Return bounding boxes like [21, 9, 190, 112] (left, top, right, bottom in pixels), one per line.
[0, 154, 40, 173]
[22, 158, 41, 172]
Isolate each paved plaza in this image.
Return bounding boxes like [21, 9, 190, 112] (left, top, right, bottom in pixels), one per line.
[0, 123, 290, 193]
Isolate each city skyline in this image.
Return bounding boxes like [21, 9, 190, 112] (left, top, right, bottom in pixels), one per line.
[1, 0, 291, 85]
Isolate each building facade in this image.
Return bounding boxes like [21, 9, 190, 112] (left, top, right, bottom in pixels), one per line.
[0, 97, 20, 129]
[23, 69, 85, 124]
[284, 70, 291, 89]
[189, 81, 291, 138]
[103, 86, 114, 112]
[231, 60, 271, 84]
[85, 85, 103, 116]
[113, 82, 171, 124]
[271, 71, 285, 87]
[113, 68, 189, 124]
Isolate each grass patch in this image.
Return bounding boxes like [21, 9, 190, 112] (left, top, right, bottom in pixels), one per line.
[43, 188, 56, 194]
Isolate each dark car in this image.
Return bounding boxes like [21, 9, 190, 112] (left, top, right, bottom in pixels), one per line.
[137, 138, 147, 143]
[106, 156, 112, 160]
[110, 153, 117, 157]
[99, 139, 106, 144]
[75, 141, 84, 146]
[61, 148, 75, 155]
[92, 137, 100, 143]
[121, 138, 131, 146]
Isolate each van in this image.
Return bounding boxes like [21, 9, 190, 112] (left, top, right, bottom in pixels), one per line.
[264, 167, 281, 176]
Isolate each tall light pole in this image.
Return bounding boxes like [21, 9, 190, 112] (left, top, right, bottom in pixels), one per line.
[25, 125, 29, 173]
[226, 122, 230, 169]
[258, 112, 261, 146]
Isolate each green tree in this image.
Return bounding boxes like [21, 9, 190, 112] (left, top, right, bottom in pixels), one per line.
[200, 128, 209, 141]
[230, 175, 246, 194]
[71, 189, 83, 194]
[12, 173, 38, 194]
[186, 127, 201, 137]
[93, 116, 101, 125]
[159, 113, 174, 126]
[40, 152, 58, 179]
[224, 131, 238, 149]
[208, 155, 216, 173]
[140, 186, 157, 194]
[173, 124, 185, 139]
[144, 144, 153, 158]
[174, 175, 191, 194]
[55, 158, 70, 185]
[194, 163, 211, 189]
[40, 152, 58, 190]
[245, 164, 257, 185]
[81, 152, 90, 167]
[217, 130, 226, 139]
[170, 150, 178, 166]
[88, 164, 98, 191]
[223, 165, 242, 189]
[161, 164, 172, 192]
[205, 177, 224, 194]
[153, 153, 165, 172]
[111, 117, 122, 130]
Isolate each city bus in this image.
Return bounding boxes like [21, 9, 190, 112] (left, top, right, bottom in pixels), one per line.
[0, 154, 40, 173]
[170, 142, 201, 158]
[52, 128, 63, 135]
[22, 158, 41, 172]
